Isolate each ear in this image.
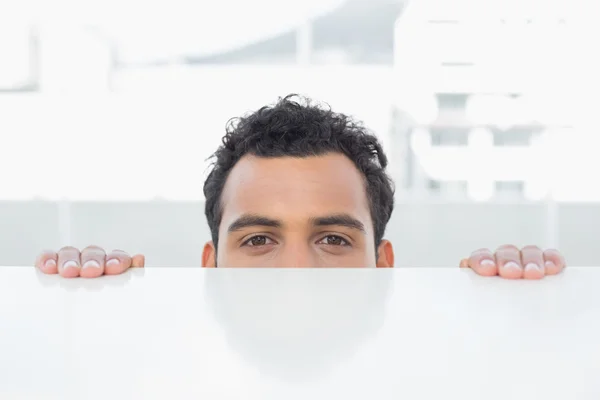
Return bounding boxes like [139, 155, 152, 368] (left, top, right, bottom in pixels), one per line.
[376, 239, 394, 268]
[202, 241, 216, 268]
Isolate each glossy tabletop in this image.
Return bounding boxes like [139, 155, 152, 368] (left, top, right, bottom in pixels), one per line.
[1, 266, 599, 399]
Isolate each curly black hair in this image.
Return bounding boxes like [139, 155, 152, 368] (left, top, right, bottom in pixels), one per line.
[203, 94, 395, 255]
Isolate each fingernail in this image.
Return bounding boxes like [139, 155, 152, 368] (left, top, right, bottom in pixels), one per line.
[503, 261, 522, 271]
[44, 259, 56, 269]
[545, 261, 556, 269]
[82, 260, 101, 269]
[525, 262, 542, 272]
[62, 260, 80, 270]
[106, 259, 119, 267]
[480, 259, 495, 268]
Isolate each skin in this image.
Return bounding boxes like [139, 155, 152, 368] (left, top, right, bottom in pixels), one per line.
[35, 153, 567, 278]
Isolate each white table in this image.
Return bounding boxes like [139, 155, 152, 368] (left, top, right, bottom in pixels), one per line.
[1, 266, 599, 399]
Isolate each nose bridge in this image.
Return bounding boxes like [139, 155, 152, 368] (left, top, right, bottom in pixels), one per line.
[278, 239, 315, 268]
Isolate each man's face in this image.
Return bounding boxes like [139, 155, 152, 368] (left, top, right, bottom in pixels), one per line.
[202, 153, 394, 267]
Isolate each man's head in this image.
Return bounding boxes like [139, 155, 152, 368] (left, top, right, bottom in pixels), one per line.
[202, 95, 395, 267]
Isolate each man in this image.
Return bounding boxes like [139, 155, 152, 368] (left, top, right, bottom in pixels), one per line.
[34, 95, 566, 277]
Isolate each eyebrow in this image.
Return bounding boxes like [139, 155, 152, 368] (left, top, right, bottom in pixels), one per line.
[227, 214, 282, 232]
[309, 214, 366, 234]
[227, 213, 366, 234]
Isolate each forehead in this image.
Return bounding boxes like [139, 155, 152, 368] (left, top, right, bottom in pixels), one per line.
[219, 153, 372, 228]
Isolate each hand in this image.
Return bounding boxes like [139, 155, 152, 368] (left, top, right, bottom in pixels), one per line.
[35, 246, 145, 278]
[460, 245, 566, 279]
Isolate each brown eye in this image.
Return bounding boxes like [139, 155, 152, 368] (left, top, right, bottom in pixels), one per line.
[319, 235, 350, 246]
[243, 236, 273, 247]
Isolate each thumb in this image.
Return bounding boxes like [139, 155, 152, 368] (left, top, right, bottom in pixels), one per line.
[132, 254, 145, 268]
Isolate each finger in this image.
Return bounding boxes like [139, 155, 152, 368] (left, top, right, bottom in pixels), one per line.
[520, 245, 545, 280]
[543, 249, 566, 276]
[80, 245, 106, 279]
[57, 246, 81, 278]
[495, 244, 523, 279]
[466, 248, 498, 277]
[35, 250, 58, 274]
[131, 254, 145, 268]
[105, 250, 133, 275]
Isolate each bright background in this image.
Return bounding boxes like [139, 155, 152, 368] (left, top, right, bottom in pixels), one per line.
[2, 0, 600, 266]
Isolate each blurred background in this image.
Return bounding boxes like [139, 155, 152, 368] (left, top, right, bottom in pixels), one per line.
[1, 0, 599, 267]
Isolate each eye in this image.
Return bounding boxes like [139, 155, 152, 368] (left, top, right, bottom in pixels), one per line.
[318, 235, 351, 247]
[242, 235, 274, 247]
